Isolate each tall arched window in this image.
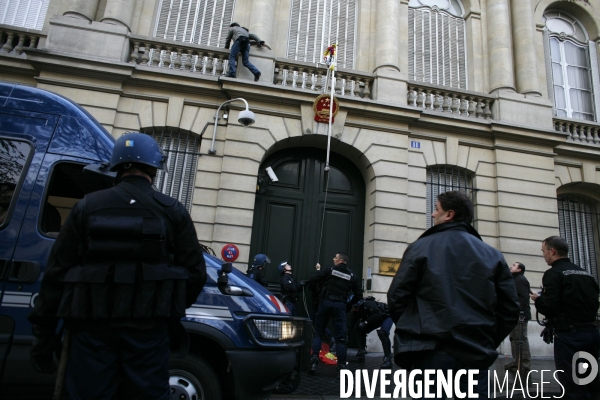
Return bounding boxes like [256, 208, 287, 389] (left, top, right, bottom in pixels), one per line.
[426, 165, 475, 228]
[558, 195, 599, 281]
[544, 11, 600, 121]
[408, 0, 467, 89]
[0, 0, 49, 30]
[154, 0, 235, 47]
[138, 130, 201, 212]
[287, 0, 356, 69]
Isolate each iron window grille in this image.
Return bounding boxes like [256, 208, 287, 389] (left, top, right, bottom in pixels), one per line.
[142, 130, 201, 213]
[426, 166, 476, 229]
[557, 195, 599, 282]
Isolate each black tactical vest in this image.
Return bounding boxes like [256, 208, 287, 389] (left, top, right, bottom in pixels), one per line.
[56, 186, 190, 321]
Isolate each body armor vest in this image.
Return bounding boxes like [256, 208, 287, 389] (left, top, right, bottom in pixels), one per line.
[56, 187, 190, 321]
[323, 265, 355, 301]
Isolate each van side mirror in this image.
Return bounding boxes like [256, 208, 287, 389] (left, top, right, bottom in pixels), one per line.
[217, 262, 253, 296]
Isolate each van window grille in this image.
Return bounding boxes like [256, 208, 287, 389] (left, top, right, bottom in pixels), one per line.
[558, 195, 599, 281]
[426, 166, 475, 229]
[144, 130, 200, 212]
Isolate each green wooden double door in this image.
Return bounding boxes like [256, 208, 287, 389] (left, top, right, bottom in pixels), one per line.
[250, 148, 366, 312]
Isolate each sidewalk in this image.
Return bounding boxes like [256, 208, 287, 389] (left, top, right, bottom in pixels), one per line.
[269, 350, 561, 399]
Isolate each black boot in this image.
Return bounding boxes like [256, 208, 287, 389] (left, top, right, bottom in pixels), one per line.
[309, 355, 319, 374]
[352, 349, 366, 363]
[377, 330, 393, 368]
[329, 338, 337, 353]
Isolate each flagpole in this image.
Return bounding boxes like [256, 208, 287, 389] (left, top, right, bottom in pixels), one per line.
[325, 45, 337, 172]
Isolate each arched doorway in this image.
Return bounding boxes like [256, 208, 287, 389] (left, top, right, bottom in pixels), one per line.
[250, 147, 366, 309]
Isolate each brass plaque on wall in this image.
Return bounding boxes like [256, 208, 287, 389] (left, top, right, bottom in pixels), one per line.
[379, 257, 401, 276]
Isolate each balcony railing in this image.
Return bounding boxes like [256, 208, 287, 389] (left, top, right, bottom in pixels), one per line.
[274, 58, 374, 99]
[407, 81, 494, 120]
[129, 35, 230, 76]
[554, 117, 600, 146]
[0, 24, 43, 56]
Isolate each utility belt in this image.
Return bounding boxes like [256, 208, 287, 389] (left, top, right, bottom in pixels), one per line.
[548, 315, 596, 332]
[325, 293, 346, 303]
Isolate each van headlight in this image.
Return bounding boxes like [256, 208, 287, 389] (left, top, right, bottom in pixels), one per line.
[252, 319, 303, 341]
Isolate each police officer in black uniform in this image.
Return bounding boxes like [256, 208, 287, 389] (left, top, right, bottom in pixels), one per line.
[279, 261, 301, 316]
[28, 132, 207, 399]
[308, 252, 362, 373]
[532, 236, 600, 399]
[246, 253, 270, 286]
[348, 296, 394, 368]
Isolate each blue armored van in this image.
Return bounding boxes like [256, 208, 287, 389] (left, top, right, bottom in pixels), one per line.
[0, 82, 309, 400]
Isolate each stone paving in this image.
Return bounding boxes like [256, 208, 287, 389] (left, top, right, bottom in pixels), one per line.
[269, 350, 563, 399]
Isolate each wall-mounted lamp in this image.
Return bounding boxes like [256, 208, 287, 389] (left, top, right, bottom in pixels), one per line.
[208, 98, 256, 155]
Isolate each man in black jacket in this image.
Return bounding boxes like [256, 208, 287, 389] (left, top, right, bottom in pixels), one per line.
[308, 252, 362, 373]
[531, 236, 599, 399]
[387, 190, 519, 396]
[28, 133, 207, 399]
[505, 262, 532, 373]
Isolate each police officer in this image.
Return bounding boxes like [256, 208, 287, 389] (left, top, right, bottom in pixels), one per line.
[28, 132, 207, 399]
[279, 261, 301, 316]
[531, 236, 600, 399]
[348, 296, 394, 368]
[308, 252, 362, 373]
[246, 253, 270, 286]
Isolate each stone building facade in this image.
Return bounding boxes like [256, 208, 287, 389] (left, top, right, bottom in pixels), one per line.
[1, 0, 599, 355]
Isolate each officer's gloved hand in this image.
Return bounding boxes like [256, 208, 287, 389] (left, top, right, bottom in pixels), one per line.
[258, 41, 265, 48]
[299, 280, 308, 287]
[540, 326, 554, 344]
[30, 326, 59, 374]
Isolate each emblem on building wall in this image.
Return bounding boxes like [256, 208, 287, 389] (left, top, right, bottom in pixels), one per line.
[313, 94, 340, 123]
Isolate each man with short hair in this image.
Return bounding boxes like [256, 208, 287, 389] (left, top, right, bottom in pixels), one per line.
[308, 252, 362, 373]
[531, 236, 600, 399]
[387, 190, 519, 397]
[505, 262, 532, 373]
[224, 22, 263, 81]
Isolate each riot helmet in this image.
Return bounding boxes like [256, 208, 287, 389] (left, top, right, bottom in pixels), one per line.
[109, 132, 167, 172]
[278, 261, 291, 274]
[252, 254, 271, 269]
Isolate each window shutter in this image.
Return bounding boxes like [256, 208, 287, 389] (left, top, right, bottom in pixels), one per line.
[588, 40, 600, 121]
[287, 0, 355, 68]
[0, 0, 48, 30]
[409, 6, 466, 89]
[543, 29, 555, 110]
[154, 0, 235, 46]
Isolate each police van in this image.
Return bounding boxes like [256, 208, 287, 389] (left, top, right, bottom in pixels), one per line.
[0, 82, 309, 399]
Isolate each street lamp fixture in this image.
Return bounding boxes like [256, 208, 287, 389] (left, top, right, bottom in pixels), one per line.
[208, 98, 255, 155]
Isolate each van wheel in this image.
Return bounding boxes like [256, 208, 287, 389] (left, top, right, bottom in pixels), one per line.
[169, 355, 222, 400]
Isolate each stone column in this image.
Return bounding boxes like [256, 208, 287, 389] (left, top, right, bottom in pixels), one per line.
[375, 0, 400, 70]
[372, 0, 405, 103]
[249, 0, 276, 44]
[62, 0, 100, 22]
[511, 0, 540, 95]
[101, 0, 136, 31]
[486, 0, 515, 92]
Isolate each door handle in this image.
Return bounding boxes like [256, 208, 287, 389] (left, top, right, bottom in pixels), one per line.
[8, 261, 41, 284]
